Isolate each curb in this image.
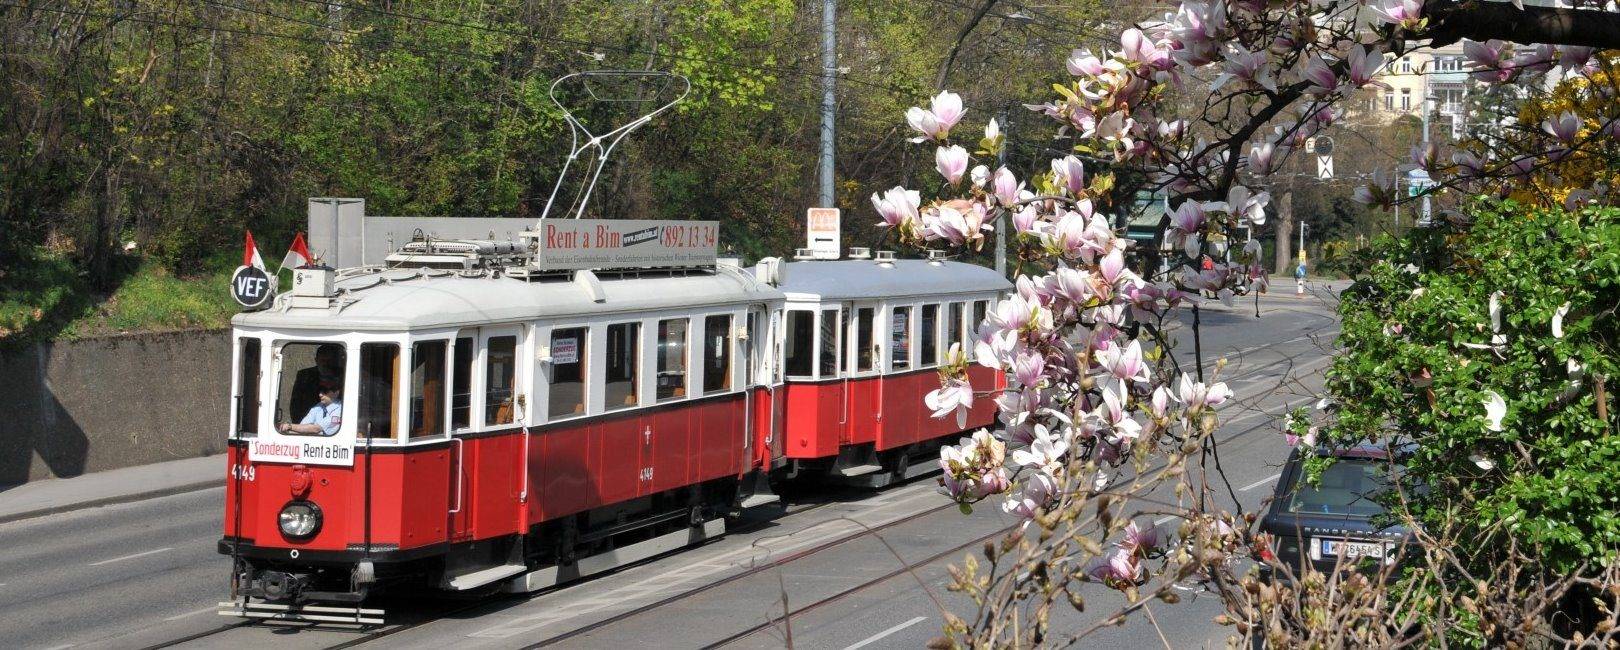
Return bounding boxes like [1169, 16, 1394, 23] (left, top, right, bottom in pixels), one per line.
[0, 478, 220, 526]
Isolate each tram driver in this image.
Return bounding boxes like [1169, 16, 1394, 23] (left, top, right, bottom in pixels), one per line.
[278, 382, 343, 436]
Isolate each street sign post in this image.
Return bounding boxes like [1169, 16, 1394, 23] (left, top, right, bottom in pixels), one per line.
[806, 207, 840, 260]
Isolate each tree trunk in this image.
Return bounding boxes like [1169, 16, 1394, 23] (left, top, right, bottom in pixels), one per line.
[1273, 191, 1293, 277]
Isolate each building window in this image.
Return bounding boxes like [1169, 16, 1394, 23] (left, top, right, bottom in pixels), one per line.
[703, 315, 733, 394]
[235, 338, 261, 436]
[1400, 88, 1411, 111]
[785, 310, 813, 378]
[855, 307, 876, 372]
[358, 342, 398, 439]
[484, 336, 517, 426]
[819, 308, 840, 377]
[605, 322, 640, 410]
[1384, 93, 1395, 111]
[410, 340, 447, 437]
[919, 304, 939, 367]
[656, 318, 689, 401]
[549, 327, 587, 418]
[451, 337, 473, 429]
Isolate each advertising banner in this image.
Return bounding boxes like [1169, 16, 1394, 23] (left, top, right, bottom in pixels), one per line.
[535, 219, 718, 270]
[248, 427, 356, 467]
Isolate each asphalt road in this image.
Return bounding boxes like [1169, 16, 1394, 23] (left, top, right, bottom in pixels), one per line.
[0, 284, 1343, 650]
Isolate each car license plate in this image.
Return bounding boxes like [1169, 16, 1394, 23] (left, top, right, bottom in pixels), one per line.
[1318, 538, 1384, 559]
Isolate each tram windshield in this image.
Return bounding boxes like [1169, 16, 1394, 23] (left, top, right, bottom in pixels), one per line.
[275, 342, 346, 437]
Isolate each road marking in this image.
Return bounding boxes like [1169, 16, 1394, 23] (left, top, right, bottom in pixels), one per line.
[1239, 474, 1281, 492]
[165, 606, 218, 621]
[89, 547, 171, 566]
[845, 616, 929, 650]
[1153, 516, 1178, 526]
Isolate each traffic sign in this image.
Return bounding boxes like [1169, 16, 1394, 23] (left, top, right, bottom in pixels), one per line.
[1407, 168, 1434, 197]
[1316, 155, 1333, 179]
[806, 207, 840, 260]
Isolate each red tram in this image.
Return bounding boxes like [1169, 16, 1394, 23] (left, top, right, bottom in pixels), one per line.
[218, 235, 1010, 623]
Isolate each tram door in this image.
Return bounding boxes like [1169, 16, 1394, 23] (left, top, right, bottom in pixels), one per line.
[845, 303, 881, 446]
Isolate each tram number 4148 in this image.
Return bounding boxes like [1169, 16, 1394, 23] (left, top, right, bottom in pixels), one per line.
[230, 464, 256, 482]
[639, 467, 654, 482]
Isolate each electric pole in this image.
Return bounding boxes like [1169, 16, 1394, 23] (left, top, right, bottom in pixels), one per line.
[818, 0, 837, 209]
[995, 108, 1008, 277]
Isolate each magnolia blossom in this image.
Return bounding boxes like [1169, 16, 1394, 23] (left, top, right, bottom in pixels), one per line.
[870, 186, 919, 229]
[935, 145, 969, 185]
[926, 377, 974, 427]
[1175, 373, 1232, 414]
[1543, 111, 1580, 144]
[991, 166, 1021, 206]
[1216, 185, 1269, 226]
[1051, 155, 1086, 195]
[905, 91, 965, 142]
[1247, 142, 1276, 176]
[1168, 200, 1207, 259]
[1098, 339, 1152, 390]
[1118, 521, 1162, 556]
[1353, 168, 1397, 209]
[1347, 44, 1390, 90]
[1553, 302, 1570, 338]
[1087, 549, 1142, 588]
[1372, 0, 1425, 30]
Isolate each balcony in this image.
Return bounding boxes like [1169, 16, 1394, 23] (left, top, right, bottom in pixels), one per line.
[1429, 70, 1469, 86]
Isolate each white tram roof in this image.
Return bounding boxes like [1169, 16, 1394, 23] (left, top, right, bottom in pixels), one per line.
[233, 267, 784, 332]
[778, 259, 1010, 302]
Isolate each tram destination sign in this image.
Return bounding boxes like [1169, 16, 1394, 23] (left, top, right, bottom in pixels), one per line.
[534, 219, 718, 270]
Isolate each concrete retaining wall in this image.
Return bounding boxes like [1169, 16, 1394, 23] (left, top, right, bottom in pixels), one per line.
[0, 329, 229, 487]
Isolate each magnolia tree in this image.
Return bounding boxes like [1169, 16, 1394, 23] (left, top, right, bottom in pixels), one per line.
[869, 0, 1620, 645]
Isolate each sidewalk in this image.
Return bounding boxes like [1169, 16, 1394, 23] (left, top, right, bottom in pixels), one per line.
[0, 453, 223, 524]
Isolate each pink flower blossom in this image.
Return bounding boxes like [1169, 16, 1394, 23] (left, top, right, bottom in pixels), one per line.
[870, 186, 920, 229]
[935, 145, 970, 185]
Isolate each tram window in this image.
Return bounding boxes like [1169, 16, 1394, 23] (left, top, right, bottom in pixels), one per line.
[451, 337, 473, 429]
[919, 304, 939, 368]
[657, 318, 689, 401]
[972, 300, 988, 337]
[274, 342, 346, 438]
[855, 307, 875, 373]
[235, 338, 261, 436]
[605, 322, 640, 410]
[948, 302, 966, 350]
[745, 312, 758, 386]
[891, 306, 912, 371]
[703, 315, 732, 394]
[818, 308, 840, 378]
[549, 327, 587, 418]
[784, 310, 813, 378]
[410, 340, 448, 438]
[358, 343, 400, 440]
[485, 336, 517, 426]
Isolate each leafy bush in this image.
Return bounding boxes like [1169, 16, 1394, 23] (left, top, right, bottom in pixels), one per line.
[1324, 199, 1620, 571]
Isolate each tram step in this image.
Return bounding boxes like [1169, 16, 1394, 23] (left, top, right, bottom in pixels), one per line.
[445, 563, 529, 591]
[838, 464, 884, 477]
[739, 493, 780, 508]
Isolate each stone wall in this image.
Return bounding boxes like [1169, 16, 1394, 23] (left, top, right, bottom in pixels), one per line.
[0, 329, 229, 486]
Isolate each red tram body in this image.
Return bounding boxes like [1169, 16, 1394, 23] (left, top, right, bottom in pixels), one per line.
[218, 247, 1009, 622]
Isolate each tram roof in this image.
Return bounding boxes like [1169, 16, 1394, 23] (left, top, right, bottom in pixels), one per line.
[232, 266, 784, 332]
[778, 259, 1010, 302]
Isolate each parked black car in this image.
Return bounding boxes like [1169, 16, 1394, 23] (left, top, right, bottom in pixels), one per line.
[1257, 443, 1414, 576]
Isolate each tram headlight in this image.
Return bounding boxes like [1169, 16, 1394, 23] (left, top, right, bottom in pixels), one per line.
[278, 500, 322, 539]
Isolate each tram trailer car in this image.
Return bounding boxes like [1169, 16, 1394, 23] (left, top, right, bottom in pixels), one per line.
[218, 255, 1009, 620]
[774, 259, 1009, 487]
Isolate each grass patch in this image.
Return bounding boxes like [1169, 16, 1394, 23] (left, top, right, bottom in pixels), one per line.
[1, 248, 241, 342]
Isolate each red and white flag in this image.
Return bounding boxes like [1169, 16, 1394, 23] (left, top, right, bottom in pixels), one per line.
[280, 232, 313, 270]
[242, 230, 266, 271]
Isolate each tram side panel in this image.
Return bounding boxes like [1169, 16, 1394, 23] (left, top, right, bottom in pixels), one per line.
[225, 443, 450, 554]
[874, 364, 1000, 452]
[844, 376, 880, 446]
[467, 433, 525, 541]
[783, 380, 842, 459]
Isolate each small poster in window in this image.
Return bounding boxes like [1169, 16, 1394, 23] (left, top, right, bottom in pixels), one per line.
[552, 337, 578, 364]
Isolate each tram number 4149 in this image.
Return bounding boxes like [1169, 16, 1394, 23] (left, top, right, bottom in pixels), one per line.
[230, 464, 256, 482]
